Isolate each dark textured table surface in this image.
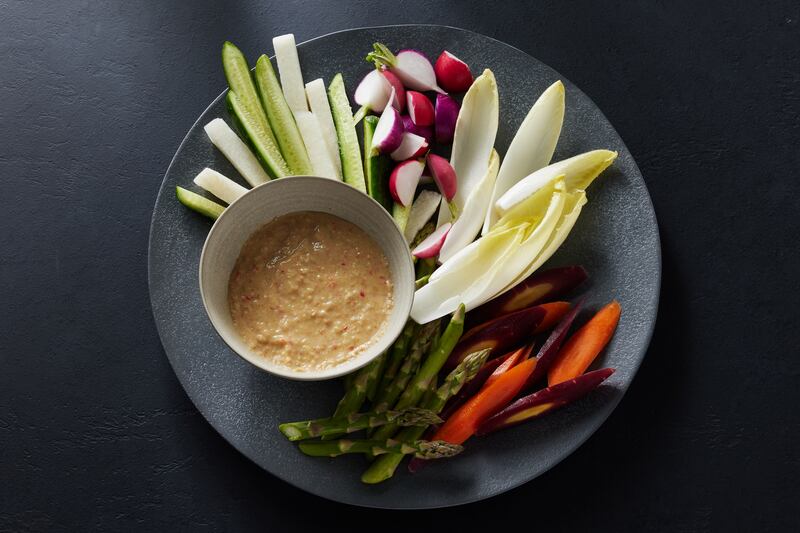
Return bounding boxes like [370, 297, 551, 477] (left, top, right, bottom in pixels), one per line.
[2, 1, 798, 530]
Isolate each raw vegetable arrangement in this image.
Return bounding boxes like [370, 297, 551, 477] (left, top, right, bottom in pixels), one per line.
[176, 34, 623, 484]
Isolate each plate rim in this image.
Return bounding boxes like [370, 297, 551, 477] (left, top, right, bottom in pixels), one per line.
[148, 23, 662, 509]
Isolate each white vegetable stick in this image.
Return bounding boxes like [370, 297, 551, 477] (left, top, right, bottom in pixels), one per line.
[193, 167, 248, 205]
[204, 118, 270, 187]
[483, 81, 565, 234]
[273, 34, 308, 113]
[438, 149, 499, 263]
[500, 190, 587, 293]
[495, 150, 617, 215]
[306, 78, 342, 178]
[449, 69, 499, 212]
[436, 196, 452, 227]
[404, 190, 442, 243]
[293, 110, 339, 179]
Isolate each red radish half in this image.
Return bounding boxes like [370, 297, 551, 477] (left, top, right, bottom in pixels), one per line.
[393, 50, 445, 93]
[435, 93, 460, 144]
[354, 69, 392, 112]
[434, 51, 474, 92]
[412, 223, 451, 258]
[390, 132, 429, 161]
[407, 91, 435, 126]
[370, 88, 405, 155]
[401, 115, 433, 144]
[426, 153, 458, 201]
[389, 159, 425, 206]
[380, 68, 405, 112]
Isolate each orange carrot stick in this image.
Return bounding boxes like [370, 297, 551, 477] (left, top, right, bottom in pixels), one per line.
[482, 343, 534, 389]
[432, 358, 537, 445]
[547, 300, 621, 386]
[533, 301, 571, 334]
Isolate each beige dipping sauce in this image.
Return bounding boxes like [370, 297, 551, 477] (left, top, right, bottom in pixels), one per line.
[228, 211, 394, 372]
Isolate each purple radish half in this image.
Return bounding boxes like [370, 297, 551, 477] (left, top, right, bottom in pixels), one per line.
[412, 223, 451, 258]
[390, 132, 429, 161]
[393, 50, 445, 93]
[370, 88, 404, 155]
[354, 69, 392, 112]
[435, 93, 459, 144]
[389, 159, 425, 206]
[401, 115, 433, 144]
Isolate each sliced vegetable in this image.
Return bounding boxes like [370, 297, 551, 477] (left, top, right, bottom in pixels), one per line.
[524, 298, 584, 390]
[403, 190, 442, 243]
[327, 74, 366, 192]
[445, 305, 546, 369]
[354, 68, 392, 113]
[432, 357, 536, 445]
[367, 43, 444, 93]
[477, 368, 615, 435]
[279, 407, 443, 441]
[534, 302, 571, 334]
[434, 51, 474, 92]
[467, 266, 587, 327]
[390, 132, 429, 161]
[482, 344, 533, 389]
[272, 34, 308, 113]
[362, 115, 391, 208]
[294, 110, 339, 178]
[371, 89, 405, 155]
[407, 91, 435, 126]
[401, 115, 433, 144]
[495, 150, 617, 215]
[254, 55, 313, 175]
[204, 118, 270, 186]
[380, 68, 406, 112]
[389, 159, 424, 206]
[392, 201, 411, 232]
[412, 223, 451, 258]
[548, 300, 621, 386]
[193, 167, 248, 204]
[483, 80, 565, 233]
[305, 78, 343, 178]
[434, 93, 459, 144]
[300, 438, 463, 459]
[437, 149, 499, 263]
[438, 351, 511, 421]
[176, 186, 225, 219]
[426, 153, 458, 202]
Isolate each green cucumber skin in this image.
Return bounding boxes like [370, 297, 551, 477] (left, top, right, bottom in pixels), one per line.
[327, 74, 366, 192]
[254, 55, 313, 176]
[362, 115, 390, 210]
[176, 186, 225, 219]
[226, 91, 290, 179]
[392, 202, 411, 232]
[221, 42, 289, 178]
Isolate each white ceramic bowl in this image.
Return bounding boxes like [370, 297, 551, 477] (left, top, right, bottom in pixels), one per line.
[199, 176, 415, 381]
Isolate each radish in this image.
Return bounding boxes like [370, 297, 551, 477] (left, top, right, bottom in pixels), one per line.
[412, 223, 451, 258]
[390, 132, 429, 161]
[370, 88, 405, 155]
[426, 153, 457, 201]
[389, 159, 425, 206]
[366, 43, 444, 94]
[435, 93, 459, 144]
[434, 51, 474, 92]
[407, 91, 435, 126]
[354, 69, 392, 113]
[381, 69, 405, 112]
[401, 115, 433, 144]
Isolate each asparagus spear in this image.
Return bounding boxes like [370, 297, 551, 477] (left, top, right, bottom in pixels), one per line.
[362, 349, 490, 484]
[279, 407, 442, 441]
[322, 355, 382, 439]
[364, 350, 388, 403]
[415, 275, 431, 289]
[376, 322, 417, 397]
[299, 438, 463, 459]
[373, 321, 440, 413]
[368, 305, 466, 444]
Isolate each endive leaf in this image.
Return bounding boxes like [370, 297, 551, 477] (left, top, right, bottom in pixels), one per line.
[436, 69, 499, 229]
[494, 149, 617, 215]
[483, 81, 565, 234]
[438, 149, 500, 263]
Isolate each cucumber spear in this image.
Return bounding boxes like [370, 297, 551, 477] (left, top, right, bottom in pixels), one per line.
[279, 407, 442, 441]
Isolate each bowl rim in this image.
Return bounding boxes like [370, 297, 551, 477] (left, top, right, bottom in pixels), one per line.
[198, 175, 415, 381]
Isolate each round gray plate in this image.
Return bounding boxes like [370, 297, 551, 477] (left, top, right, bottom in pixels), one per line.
[148, 25, 660, 509]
